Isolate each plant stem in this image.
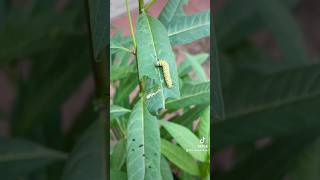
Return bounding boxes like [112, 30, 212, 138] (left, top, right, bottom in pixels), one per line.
[145, 0, 156, 11]
[138, 0, 145, 14]
[125, 0, 137, 49]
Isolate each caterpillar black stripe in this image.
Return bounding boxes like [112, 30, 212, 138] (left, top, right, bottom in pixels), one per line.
[156, 60, 173, 88]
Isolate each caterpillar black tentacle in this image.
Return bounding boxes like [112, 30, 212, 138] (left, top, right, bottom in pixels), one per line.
[155, 60, 173, 88]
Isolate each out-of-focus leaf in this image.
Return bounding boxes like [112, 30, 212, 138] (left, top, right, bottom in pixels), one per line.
[126, 99, 161, 180]
[215, 64, 320, 150]
[11, 35, 90, 137]
[161, 139, 199, 176]
[161, 105, 207, 139]
[113, 73, 139, 108]
[255, 0, 308, 66]
[110, 65, 136, 81]
[178, 53, 209, 77]
[166, 81, 210, 109]
[212, 22, 225, 120]
[183, 52, 207, 81]
[0, 138, 67, 180]
[160, 156, 173, 180]
[0, 0, 6, 30]
[288, 138, 320, 180]
[160, 120, 207, 162]
[110, 139, 126, 170]
[62, 118, 106, 180]
[158, 0, 188, 27]
[136, 13, 180, 114]
[110, 105, 131, 120]
[216, 0, 299, 48]
[168, 11, 210, 45]
[0, 12, 77, 64]
[110, 170, 127, 180]
[88, 0, 108, 61]
[219, 134, 316, 180]
[64, 97, 97, 151]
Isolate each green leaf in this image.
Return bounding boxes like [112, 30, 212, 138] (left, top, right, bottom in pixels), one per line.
[113, 73, 139, 108]
[254, 0, 308, 66]
[88, 0, 108, 61]
[168, 11, 210, 45]
[110, 105, 131, 120]
[110, 139, 127, 170]
[62, 118, 106, 180]
[288, 138, 320, 180]
[126, 99, 161, 180]
[197, 106, 210, 141]
[0, 138, 67, 180]
[110, 65, 136, 81]
[178, 53, 209, 77]
[166, 81, 210, 109]
[215, 64, 320, 150]
[160, 156, 174, 180]
[160, 120, 207, 162]
[160, 139, 199, 176]
[110, 170, 127, 180]
[182, 52, 207, 80]
[212, 23, 225, 120]
[136, 13, 180, 114]
[158, 0, 188, 27]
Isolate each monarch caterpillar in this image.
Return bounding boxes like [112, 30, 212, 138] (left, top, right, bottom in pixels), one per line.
[155, 60, 173, 88]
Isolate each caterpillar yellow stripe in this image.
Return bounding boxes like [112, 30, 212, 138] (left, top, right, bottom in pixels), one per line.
[156, 60, 173, 88]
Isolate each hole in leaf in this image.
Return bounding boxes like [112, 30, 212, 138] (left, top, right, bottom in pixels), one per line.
[139, 144, 143, 147]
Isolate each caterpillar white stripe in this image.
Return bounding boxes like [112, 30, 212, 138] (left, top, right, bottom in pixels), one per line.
[155, 60, 173, 88]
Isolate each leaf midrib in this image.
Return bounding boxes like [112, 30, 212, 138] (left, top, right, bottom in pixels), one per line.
[145, 15, 165, 108]
[168, 22, 209, 37]
[226, 90, 320, 119]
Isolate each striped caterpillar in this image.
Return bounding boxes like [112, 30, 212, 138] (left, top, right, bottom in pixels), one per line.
[156, 60, 173, 88]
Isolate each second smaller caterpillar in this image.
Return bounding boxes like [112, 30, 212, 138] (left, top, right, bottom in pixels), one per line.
[156, 60, 173, 88]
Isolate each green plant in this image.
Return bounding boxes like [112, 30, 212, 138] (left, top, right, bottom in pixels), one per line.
[110, 0, 212, 179]
[214, 0, 320, 179]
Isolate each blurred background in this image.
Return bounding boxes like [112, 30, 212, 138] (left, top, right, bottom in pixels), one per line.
[213, 0, 320, 179]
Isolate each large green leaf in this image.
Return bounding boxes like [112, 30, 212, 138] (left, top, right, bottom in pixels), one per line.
[160, 120, 207, 162]
[136, 13, 180, 114]
[178, 53, 209, 77]
[110, 105, 131, 120]
[126, 99, 161, 180]
[215, 64, 320, 150]
[254, 0, 308, 66]
[158, 0, 188, 27]
[288, 138, 320, 180]
[62, 118, 106, 180]
[160, 156, 173, 180]
[168, 11, 210, 45]
[160, 139, 199, 176]
[110, 139, 127, 170]
[88, 0, 108, 61]
[0, 138, 67, 180]
[166, 81, 210, 109]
